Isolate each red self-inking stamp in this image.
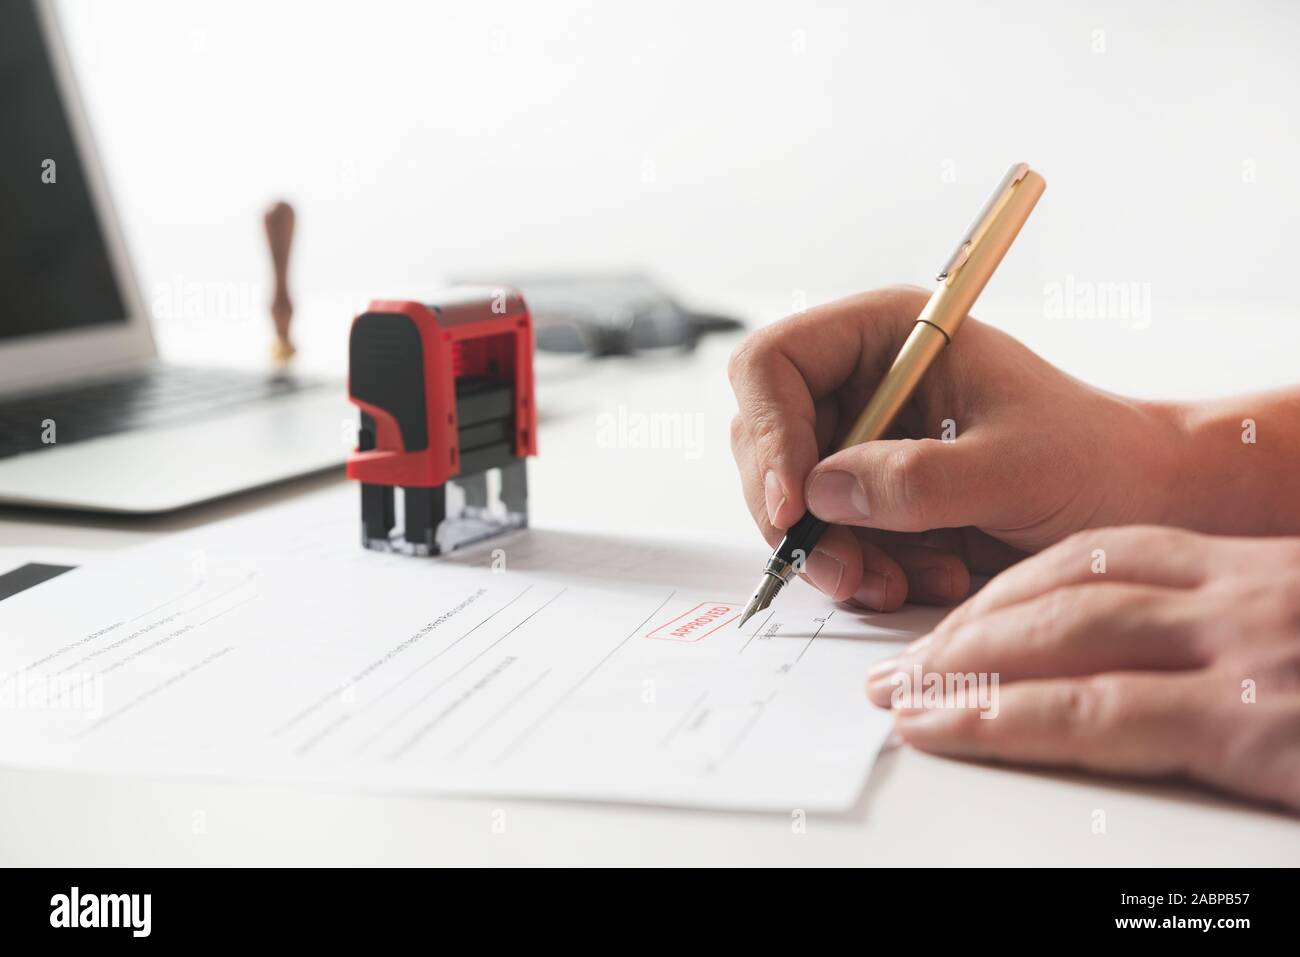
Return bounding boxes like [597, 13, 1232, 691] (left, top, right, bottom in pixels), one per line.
[346, 289, 537, 555]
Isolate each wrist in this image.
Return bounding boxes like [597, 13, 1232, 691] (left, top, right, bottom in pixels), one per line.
[1142, 396, 1283, 535]
[1133, 398, 1195, 527]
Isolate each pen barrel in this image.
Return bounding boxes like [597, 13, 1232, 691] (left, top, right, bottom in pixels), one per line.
[836, 320, 948, 450]
[926, 169, 1046, 339]
[832, 168, 1046, 453]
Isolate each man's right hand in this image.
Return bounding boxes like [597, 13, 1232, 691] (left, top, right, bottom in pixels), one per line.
[727, 285, 1180, 611]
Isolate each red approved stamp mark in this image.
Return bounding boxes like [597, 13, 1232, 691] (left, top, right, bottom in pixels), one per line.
[646, 602, 740, 642]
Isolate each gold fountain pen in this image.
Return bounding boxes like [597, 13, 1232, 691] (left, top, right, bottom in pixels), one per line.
[738, 163, 1047, 628]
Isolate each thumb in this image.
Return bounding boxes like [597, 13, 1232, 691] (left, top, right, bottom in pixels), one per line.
[804, 435, 1003, 533]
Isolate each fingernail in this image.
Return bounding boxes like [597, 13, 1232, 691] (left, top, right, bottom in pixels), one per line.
[865, 656, 898, 682]
[915, 567, 953, 600]
[853, 571, 888, 611]
[806, 471, 870, 521]
[763, 470, 787, 527]
[804, 548, 845, 597]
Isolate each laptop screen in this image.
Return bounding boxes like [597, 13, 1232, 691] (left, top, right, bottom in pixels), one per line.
[0, 0, 129, 342]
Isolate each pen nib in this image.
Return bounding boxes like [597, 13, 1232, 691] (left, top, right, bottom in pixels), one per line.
[737, 573, 785, 629]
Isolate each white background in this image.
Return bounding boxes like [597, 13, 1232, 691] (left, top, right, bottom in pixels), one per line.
[55, 0, 1300, 401]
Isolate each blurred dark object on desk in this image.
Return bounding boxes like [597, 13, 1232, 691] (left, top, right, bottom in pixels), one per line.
[454, 272, 743, 357]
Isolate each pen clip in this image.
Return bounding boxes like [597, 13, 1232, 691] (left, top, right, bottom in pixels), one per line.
[936, 162, 1030, 282]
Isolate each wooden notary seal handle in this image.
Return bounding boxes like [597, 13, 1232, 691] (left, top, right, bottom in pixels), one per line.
[264, 200, 296, 367]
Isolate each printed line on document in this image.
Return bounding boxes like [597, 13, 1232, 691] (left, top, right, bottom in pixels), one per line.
[127, 581, 206, 623]
[358, 588, 566, 755]
[659, 690, 708, 750]
[794, 610, 833, 665]
[356, 585, 533, 718]
[738, 609, 775, 654]
[494, 589, 675, 763]
[705, 690, 776, 774]
[447, 667, 553, 760]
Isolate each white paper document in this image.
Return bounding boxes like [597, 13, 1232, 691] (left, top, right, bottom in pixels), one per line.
[0, 487, 938, 811]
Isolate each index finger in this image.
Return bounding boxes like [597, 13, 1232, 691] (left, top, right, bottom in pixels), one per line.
[939, 526, 1210, 637]
[894, 672, 1212, 778]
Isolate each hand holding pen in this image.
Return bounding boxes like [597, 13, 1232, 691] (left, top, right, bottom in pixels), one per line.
[727, 167, 1300, 812]
[736, 164, 1046, 624]
[729, 161, 1235, 615]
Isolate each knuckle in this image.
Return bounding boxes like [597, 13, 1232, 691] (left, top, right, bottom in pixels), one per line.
[1213, 573, 1300, 638]
[726, 329, 773, 390]
[877, 284, 932, 314]
[725, 342, 745, 385]
[1055, 529, 1087, 553]
[1059, 677, 1116, 734]
[725, 336, 756, 389]
[748, 409, 786, 462]
[1130, 525, 1198, 558]
[896, 284, 933, 308]
[927, 610, 964, 643]
[1059, 527, 1104, 554]
[1053, 529, 1111, 572]
[944, 622, 983, 658]
[1114, 524, 1164, 543]
[729, 414, 747, 453]
[884, 441, 935, 529]
[1041, 585, 1085, 628]
[1097, 525, 1150, 554]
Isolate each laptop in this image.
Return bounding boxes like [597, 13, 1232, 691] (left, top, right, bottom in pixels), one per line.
[0, 0, 351, 513]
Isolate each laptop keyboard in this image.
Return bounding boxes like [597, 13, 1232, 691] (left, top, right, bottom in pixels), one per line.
[0, 366, 327, 460]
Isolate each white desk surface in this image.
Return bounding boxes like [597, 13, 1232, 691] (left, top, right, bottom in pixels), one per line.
[2, 294, 1298, 865]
